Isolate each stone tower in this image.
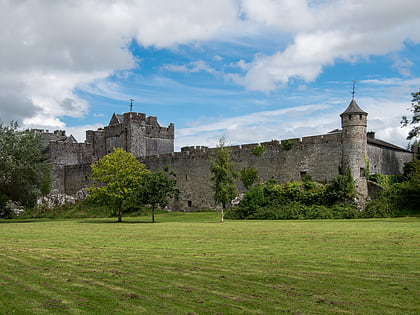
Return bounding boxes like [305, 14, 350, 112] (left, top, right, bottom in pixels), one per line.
[86, 112, 174, 160]
[340, 99, 368, 198]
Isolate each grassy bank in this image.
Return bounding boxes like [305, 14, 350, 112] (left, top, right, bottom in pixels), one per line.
[0, 213, 419, 314]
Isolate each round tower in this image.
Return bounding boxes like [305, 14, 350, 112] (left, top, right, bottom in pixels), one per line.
[340, 99, 368, 199]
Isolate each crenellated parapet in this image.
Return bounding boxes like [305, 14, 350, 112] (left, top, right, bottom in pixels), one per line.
[43, 100, 413, 210]
[85, 111, 174, 159]
[46, 141, 93, 166]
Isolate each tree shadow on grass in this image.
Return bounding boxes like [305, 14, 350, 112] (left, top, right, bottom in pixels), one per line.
[78, 219, 156, 224]
[0, 218, 55, 224]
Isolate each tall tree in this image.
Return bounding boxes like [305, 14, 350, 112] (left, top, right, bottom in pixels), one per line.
[135, 169, 177, 223]
[0, 121, 49, 216]
[210, 138, 237, 222]
[240, 166, 258, 190]
[87, 148, 149, 222]
[401, 91, 420, 140]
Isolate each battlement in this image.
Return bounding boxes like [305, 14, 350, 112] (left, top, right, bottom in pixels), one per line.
[145, 122, 174, 139]
[181, 146, 209, 152]
[123, 112, 147, 124]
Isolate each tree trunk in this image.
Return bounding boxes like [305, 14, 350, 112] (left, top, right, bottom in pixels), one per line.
[221, 204, 225, 223]
[152, 205, 155, 223]
[117, 203, 122, 222]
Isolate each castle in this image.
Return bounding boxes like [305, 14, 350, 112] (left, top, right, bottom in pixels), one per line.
[40, 99, 414, 210]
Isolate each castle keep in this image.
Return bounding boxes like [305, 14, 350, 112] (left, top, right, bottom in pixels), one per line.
[41, 100, 413, 210]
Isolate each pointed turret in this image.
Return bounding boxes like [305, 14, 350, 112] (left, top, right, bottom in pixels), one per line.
[341, 99, 367, 116]
[341, 99, 368, 201]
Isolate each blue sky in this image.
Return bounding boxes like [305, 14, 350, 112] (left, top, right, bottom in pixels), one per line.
[1, 0, 419, 150]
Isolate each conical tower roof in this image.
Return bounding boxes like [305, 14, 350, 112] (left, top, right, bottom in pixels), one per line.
[340, 99, 367, 117]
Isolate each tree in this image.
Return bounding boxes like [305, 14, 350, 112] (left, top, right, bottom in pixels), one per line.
[0, 121, 50, 216]
[210, 138, 237, 222]
[87, 148, 149, 222]
[135, 170, 177, 223]
[240, 166, 258, 190]
[401, 91, 420, 140]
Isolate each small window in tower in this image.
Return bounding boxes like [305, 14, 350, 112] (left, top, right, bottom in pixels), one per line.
[359, 114, 363, 119]
[185, 174, 189, 182]
[349, 115, 352, 120]
[187, 200, 192, 208]
[360, 168, 365, 177]
[300, 171, 307, 179]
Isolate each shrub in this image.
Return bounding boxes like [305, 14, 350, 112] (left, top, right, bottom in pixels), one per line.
[228, 175, 358, 220]
[251, 145, 265, 156]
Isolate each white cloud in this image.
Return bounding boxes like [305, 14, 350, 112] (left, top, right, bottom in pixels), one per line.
[241, 0, 420, 91]
[0, 0, 136, 127]
[175, 103, 332, 150]
[161, 61, 218, 75]
[0, 0, 419, 142]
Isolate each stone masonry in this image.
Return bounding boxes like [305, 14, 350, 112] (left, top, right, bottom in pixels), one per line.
[39, 100, 414, 210]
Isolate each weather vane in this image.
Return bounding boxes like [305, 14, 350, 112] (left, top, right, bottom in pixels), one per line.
[352, 80, 358, 99]
[130, 98, 135, 112]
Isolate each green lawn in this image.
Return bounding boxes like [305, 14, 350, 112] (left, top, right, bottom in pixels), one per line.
[0, 213, 419, 314]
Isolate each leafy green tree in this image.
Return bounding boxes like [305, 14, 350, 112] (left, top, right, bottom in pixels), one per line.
[135, 170, 177, 223]
[210, 139, 237, 222]
[240, 166, 258, 190]
[87, 148, 149, 222]
[401, 91, 420, 140]
[0, 121, 49, 216]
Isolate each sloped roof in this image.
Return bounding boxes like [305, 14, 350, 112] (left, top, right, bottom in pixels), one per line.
[109, 113, 124, 125]
[340, 99, 367, 116]
[63, 135, 77, 143]
[367, 137, 411, 153]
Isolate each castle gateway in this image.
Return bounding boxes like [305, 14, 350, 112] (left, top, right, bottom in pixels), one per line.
[41, 99, 413, 210]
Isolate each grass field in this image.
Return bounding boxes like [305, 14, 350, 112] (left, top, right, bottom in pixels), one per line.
[0, 213, 419, 314]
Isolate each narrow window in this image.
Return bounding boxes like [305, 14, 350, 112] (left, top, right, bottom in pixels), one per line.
[187, 200, 192, 208]
[360, 168, 365, 177]
[300, 171, 307, 179]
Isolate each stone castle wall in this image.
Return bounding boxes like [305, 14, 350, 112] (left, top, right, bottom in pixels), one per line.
[141, 133, 343, 210]
[368, 143, 413, 175]
[86, 112, 174, 159]
[44, 102, 414, 210]
[47, 142, 93, 166]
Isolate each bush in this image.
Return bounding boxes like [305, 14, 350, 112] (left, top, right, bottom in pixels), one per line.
[366, 158, 420, 217]
[228, 175, 359, 220]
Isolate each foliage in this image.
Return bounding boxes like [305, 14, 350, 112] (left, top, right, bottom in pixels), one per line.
[363, 156, 370, 178]
[368, 173, 402, 189]
[366, 158, 420, 216]
[226, 173, 359, 220]
[251, 144, 265, 156]
[0, 121, 50, 216]
[134, 170, 178, 223]
[87, 148, 149, 222]
[240, 166, 258, 190]
[401, 91, 420, 140]
[324, 170, 355, 205]
[22, 198, 115, 219]
[282, 139, 294, 150]
[210, 139, 238, 222]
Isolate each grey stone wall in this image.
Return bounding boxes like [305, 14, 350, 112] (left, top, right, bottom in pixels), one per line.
[49, 106, 414, 210]
[86, 112, 174, 159]
[47, 142, 93, 166]
[368, 144, 413, 175]
[142, 133, 343, 211]
[341, 110, 368, 197]
[64, 164, 92, 195]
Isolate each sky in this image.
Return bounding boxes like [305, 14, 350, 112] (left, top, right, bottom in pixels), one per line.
[1, 0, 419, 151]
